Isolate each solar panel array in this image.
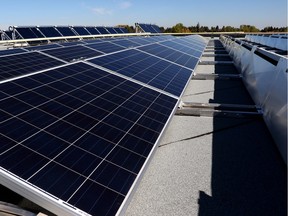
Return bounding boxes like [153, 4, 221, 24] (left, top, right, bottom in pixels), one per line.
[0, 35, 207, 216]
[136, 23, 162, 33]
[0, 26, 129, 41]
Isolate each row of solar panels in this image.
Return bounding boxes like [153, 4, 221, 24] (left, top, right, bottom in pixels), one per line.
[0, 26, 129, 40]
[135, 23, 162, 33]
[244, 34, 288, 51]
[0, 35, 208, 216]
[227, 35, 287, 57]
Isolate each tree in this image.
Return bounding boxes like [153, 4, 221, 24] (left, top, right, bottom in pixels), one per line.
[240, 25, 259, 32]
[196, 22, 200, 32]
[171, 23, 191, 33]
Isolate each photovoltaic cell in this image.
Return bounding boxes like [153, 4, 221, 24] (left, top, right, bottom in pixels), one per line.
[110, 39, 141, 48]
[160, 40, 204, 58]
[24, 43, 63, 51]
[0, 52, 64, 81]
[137, 43, 199, 69]
[1, 35, 208, 216]
[85, 41, 126, 53]
[0, 48, 28, 57]
[88, 49, 192, 96]
[42, 45, 103, 62]
[0, 62, 178, 216]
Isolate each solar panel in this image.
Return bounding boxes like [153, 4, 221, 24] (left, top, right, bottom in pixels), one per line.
[24, 44, 63, 51]
[0, 48, 28, 57]
[137, 43, 199, 69]
[88, 49, 193, 96]
[60, 41, 86, 47]
[55, 26, 76, 36]
[110, 39, 141, 48]
[126, 37, 154, 45]
[105, 27, 118, 34]
[38, 27, 62, 38]
[160, 40, 204, 58]
[0, 52, 64, 81]
[85, 27, 100, 35]
[0, 62, 178, 216]
[95, 27, 109, 34]
[73, 27, 91, 36]
[42, 45, 103, 62]
[85, 41, 126, 54]
[0, 35, 208, 216]
[15, 27, 43, 39]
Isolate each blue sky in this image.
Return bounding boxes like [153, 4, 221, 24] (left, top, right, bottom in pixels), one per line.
[0, 0, 287, 30]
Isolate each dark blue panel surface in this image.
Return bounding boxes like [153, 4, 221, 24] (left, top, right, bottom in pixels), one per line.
[38, 27, 62, 37]
[0, 61, 178, 215]
[138, 43, 199, 69]
[85, 41, 125, 53]
[55, 26, 76, 36]
[0, 48, 28, 57]
[73, 27, 91, 36]
[95, 27, 109, 34]
[15, 27, 43, 39]
[42, 45, 103, 62]
[88, 49, 192, 96]
[110, 39, 141, 48]
[160, 40, 203, 58]
[24, 43, 62, 51]
[85, 27, 100, 35]
[0, 52, 64, 81]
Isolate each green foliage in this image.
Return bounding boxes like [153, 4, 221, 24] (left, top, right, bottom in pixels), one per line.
[261, 26, 288, 32]
[124, 25, 134, 33]
[170, 23, 191, 33]
[160, 23, 287, 33]
[240, 25, 259, 32]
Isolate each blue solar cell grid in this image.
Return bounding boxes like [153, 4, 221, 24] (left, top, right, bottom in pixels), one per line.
[42, 45, 103, 62]
[0, 34, 208, 216]
[88, 49, 193, 96]
[37, 27, 62, 38]
[55, 27, 76, 37]
[73, 27, 91, 36]
[0, 52, 64, 81]
[0, 62, 178, 216]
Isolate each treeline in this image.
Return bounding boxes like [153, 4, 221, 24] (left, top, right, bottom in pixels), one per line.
[124, 23, 288, 33]
[164, 23, 288, 33]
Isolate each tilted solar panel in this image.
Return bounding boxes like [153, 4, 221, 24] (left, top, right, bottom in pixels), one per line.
[110, 39, 141, 48]
[88, 49, 193, 97]
[160, 40, 204, 58]
[15, 27, 43, 39]
[73, 27, 91, 36]
[24, 44, 63, 51]
[0, 35, 208, 216]
[0, 48, 28, 57]
[0, 62, 178, 216]
[0, 52, 64, 81]
[84, 41, 126, 54]
[38, 27, 62, 38]
[56, 26, 77, 37]
[137, 43, 199, 69]
[42, 45, 103, 62]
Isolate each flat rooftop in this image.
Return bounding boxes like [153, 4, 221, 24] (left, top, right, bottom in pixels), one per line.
[0, 38, 286, 216]
[125, 39, 287, 216]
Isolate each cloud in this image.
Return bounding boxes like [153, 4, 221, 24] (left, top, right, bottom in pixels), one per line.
[92, 7, 113, 15]
[119, 1, 132, 9]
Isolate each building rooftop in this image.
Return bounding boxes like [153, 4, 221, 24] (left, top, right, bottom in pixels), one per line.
[125, 39, 287, 216]
[0, 36, 287, 216]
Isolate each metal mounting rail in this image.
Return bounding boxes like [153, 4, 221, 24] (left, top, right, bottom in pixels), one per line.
[192, 73, 242, 80]
[176, 102, 262, 118]
[0, 33, 151, 45]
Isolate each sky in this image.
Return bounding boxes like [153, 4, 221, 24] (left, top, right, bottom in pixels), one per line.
[0, 0, 287, 30]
